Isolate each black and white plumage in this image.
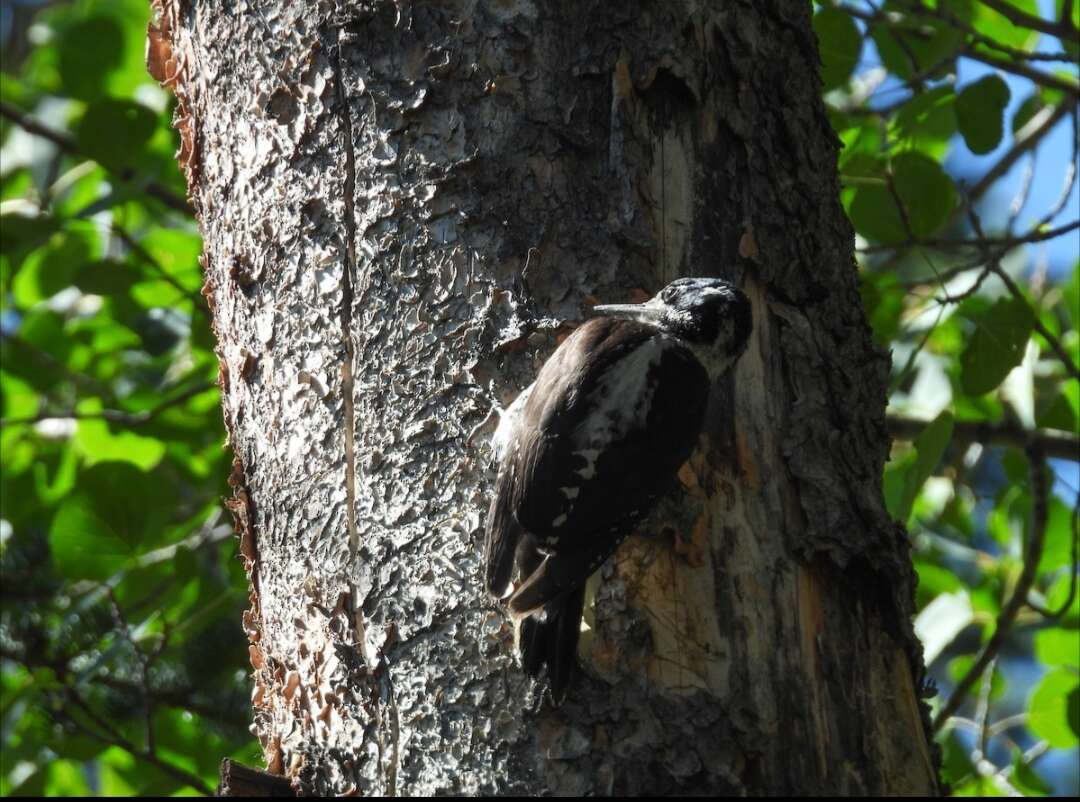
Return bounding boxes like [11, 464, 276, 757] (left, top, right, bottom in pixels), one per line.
[484, 277, 753, 702]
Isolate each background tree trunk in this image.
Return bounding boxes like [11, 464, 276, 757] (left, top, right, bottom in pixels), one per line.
[154, 0, 939, 794]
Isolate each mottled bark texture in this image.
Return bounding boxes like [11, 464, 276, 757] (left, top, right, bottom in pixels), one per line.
[151, 0, 939, 795]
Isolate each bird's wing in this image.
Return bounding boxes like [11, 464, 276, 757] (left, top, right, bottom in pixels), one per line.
[483, 466, 521, 598]
[505, 319, 710, 615]
[484, 318, 644, 599]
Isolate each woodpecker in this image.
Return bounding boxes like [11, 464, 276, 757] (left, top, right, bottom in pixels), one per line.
[483, 277, 753, 702]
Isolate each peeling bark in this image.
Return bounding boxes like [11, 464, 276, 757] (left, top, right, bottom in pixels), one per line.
[153, 0, 939, 795]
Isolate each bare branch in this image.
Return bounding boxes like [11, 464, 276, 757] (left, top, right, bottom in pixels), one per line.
[970, 102, 1074, 203]
[979, 0, 1079, 38]
[859, 219, 1080, 255]
[961, 47, 1080, 100]
[887, 415, 1080, 462]
[0, 381, 217, 428]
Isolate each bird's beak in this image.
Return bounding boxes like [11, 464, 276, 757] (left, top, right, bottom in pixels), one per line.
[592, 298, 665, 325]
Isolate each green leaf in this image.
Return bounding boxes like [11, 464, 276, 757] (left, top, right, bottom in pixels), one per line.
[940, 730, 976, 788]
[1034, 627, 1080, 668]
[43, 760, 92, 796]
[948, 654, 1007, 701]
[884, 411, 954, 523]
[0, 213, 58, 260]
[893, 85, 957, 156]
[1012, 93, 1043, 135]
[813, 8, 862, 91]
[1059, 0, 1080, 55]
[914, 560, 963, 609]
[892, 152, 956, 237]
[1037, 497, 1076, 574]
[956, 75, 1011, 155]
[870, 3, 968, 81]
[11, 230, 92, 306]
[1036, 381, 1079, 431]
[973, 0, 1041, 50]
[73, 258, 142, 296]
[1009, 750, 1051, 797]
[75, 100, 157, 169]
[1063, 261, 1080, 329]
[139, 227, 204, 297]
[1046, 574, 1080, 622]
[47, 461, 175, 580]
[960, 296, 1034, 395]
[49, 497, 134, 580]
[74, 398, 166, 470]
[860, 271, 904, 346]
[33, 446, 78, 506]
[1027, 667, 1080, 747]
[0, 372, 38, 420]
[58, 16, 126, 102]
[849, 153, 957, 244]
[849, 184, 906, 243]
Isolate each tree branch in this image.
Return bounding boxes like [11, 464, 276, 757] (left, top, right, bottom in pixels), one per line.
[894, 0, 1076, 63]
[969, 101, 1074, 203]
[887, 415, 1079, 461]
[933, 443, 1050, 731]
[961, 47, 1080, 100]
[1026, 493, 1079, 620]
[0, 100, 192, 216]
[965, 204, 1080, 383]
[111, 223, 209, 316]
[978, 0, 1079, 38]
[0, 381, 217, 428]
[858, 219, 1079, 255]
[63, 690, 215, 796]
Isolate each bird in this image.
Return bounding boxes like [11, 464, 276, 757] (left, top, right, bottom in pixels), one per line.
[483, 276, 753, 703]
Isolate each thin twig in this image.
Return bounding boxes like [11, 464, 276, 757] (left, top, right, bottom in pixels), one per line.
[106, 588, 156, 754]
[975, 657, 997, 755]
[111, 224, 209, 317]
[64, 690, 214, 795]
[979, 0, 1079, 38]
[1026, 493, 1079, 619]
[0, 381, 217, 428]
[962, 47, 1080, 99]
[966, 204, 1080, 383]
[894, 0, 1076, 63]
[0, 100, 191, 215]
[933, 443, 1050, 731]
[887, 415, 1079, 461]
[859, 219, 1080, 255]
[970, 102, 1074, 202]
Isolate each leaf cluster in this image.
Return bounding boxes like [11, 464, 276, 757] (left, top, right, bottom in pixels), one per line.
[816, 0, 1079, 795]
[1, 0, 255, 795]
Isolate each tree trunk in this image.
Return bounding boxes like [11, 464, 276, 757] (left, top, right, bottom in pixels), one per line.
[152, 0, 939, 795]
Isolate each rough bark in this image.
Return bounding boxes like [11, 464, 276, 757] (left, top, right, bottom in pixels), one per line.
[152, 0, 939, 795]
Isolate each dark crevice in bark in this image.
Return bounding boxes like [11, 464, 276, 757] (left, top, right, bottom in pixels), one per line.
[331, 30, 361, 617]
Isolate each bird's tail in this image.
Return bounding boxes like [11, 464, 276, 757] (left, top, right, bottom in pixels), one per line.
[519, 584, 586, 705]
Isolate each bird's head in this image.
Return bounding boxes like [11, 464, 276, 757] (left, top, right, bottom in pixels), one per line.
[594, 278, 753, 374]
